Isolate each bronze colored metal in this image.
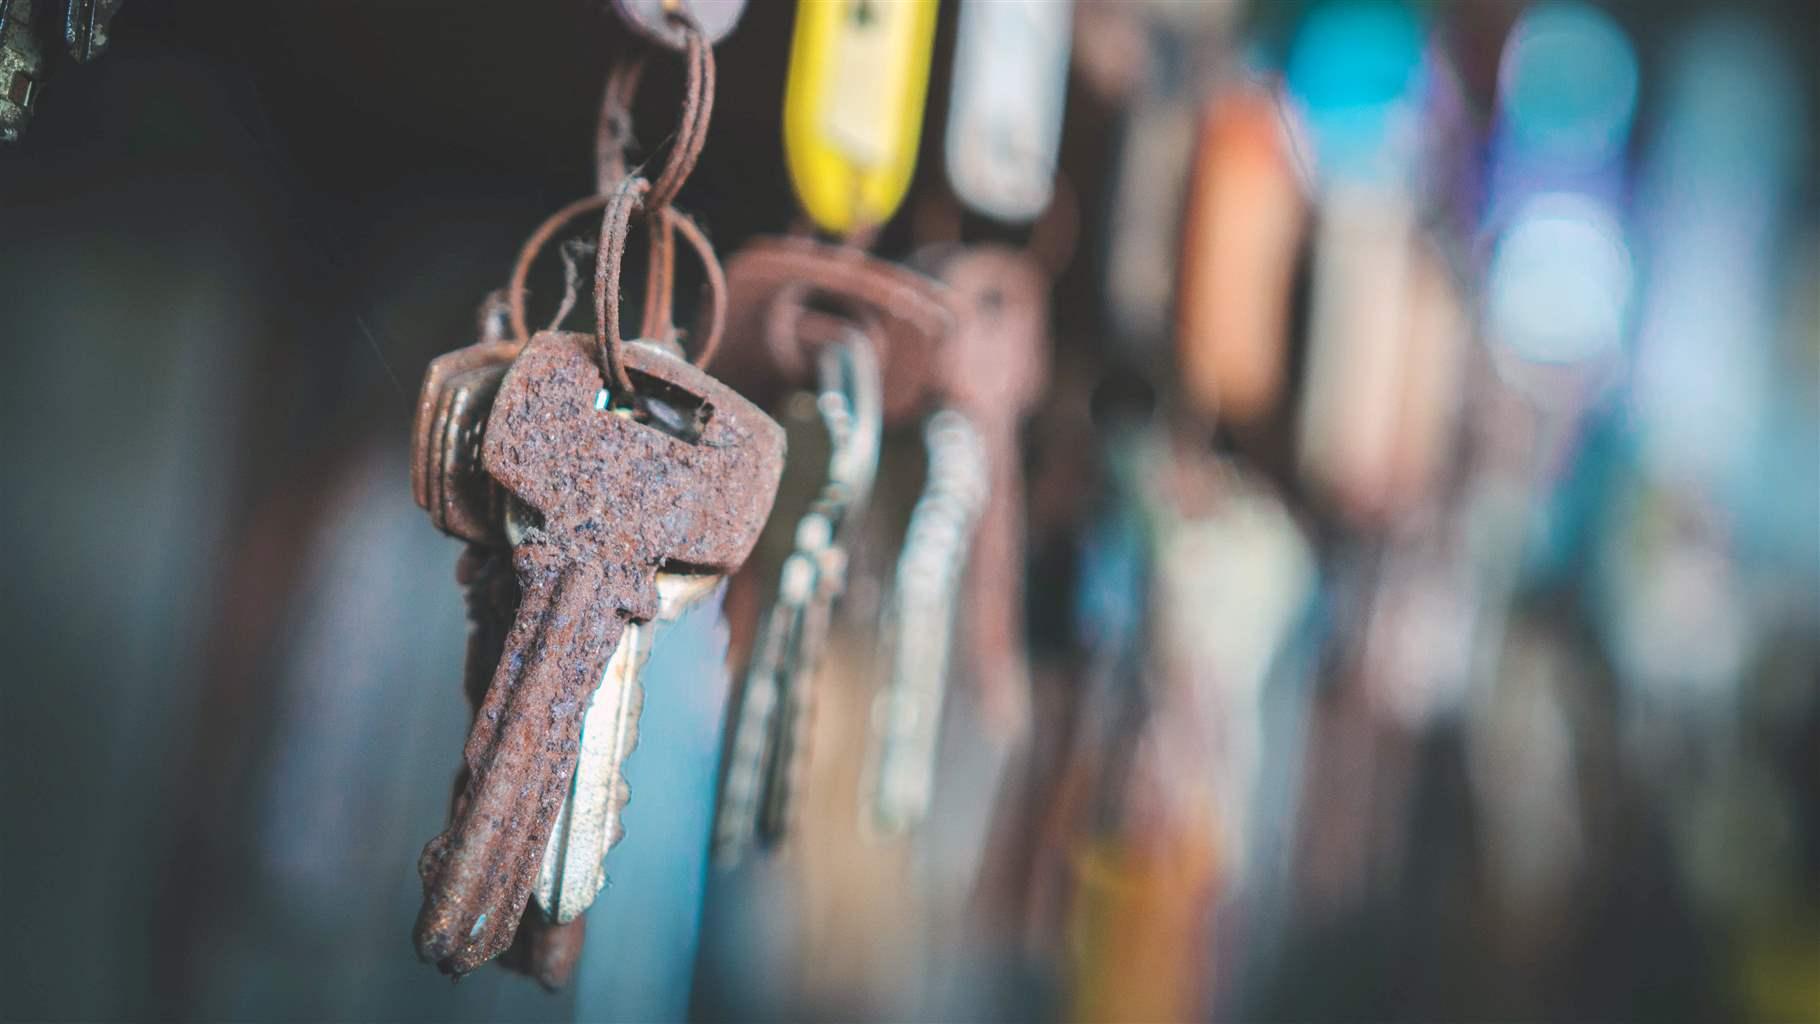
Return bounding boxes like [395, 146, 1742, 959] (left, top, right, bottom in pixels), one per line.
[413, 330, 783, 977]
[501, 913, 587, 991]
[719, 234, 955, 423]
[937, 245, 1050, 738]
[410, 339, 519, 546]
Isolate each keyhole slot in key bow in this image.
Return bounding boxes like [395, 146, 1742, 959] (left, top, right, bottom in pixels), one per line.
[595, 364, 714, 444]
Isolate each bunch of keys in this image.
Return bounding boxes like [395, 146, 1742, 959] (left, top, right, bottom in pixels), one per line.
[410, 311, 783, 980]
[405, 1, 776, 985]
[713, 327, 882, 861]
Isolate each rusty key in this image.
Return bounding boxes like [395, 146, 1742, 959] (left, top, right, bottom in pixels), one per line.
[411, 333, 520, 546]
[414, 330, 784, 976]
[936, 245, 1050, 739]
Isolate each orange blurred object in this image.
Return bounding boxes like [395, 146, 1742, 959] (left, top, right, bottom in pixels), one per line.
[1177, 85, 1309, 426]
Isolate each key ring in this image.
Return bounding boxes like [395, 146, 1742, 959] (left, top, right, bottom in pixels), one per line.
[595, 176, 727, 394]
[594, 10, 712, 204]
[504, 178, 725, 394]
[511, 12, 716, 353]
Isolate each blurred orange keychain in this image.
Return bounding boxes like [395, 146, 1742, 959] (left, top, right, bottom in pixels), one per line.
[1067, 803, 1221, 1022]
[1176, 82, 1309, 427]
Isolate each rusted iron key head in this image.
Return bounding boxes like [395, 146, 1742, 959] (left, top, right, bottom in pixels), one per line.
[414, 330, 784, 976]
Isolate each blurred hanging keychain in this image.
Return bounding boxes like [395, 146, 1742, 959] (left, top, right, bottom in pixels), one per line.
[864, 0, 1084, 840]
[782, 0, 937, 237]
[1287, 1, 1464, 532]
[711, 0, 961, 866]
[1176, 76, 1308, 430]
[1100, 1, 1241, 372]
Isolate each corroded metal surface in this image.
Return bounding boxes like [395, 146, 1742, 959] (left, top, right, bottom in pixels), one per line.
[719, 234, 955, 423]
[410, 339, 519, 546]
[413, 331, 784, 977]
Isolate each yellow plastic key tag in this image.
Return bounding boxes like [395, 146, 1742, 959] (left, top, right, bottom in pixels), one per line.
[784, 0, 939, 236]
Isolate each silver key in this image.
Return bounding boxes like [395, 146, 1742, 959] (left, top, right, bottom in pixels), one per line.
[533, 569, 726, 923]
[867, 410, 991, 833]
[714, 334, 883, 862]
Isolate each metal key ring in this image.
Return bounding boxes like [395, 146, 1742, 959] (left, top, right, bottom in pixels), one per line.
[505, 187, 726, 372]
[594, 13, 714, 211]
[595, 176, 727, 394]
[505, 184, 725, 393]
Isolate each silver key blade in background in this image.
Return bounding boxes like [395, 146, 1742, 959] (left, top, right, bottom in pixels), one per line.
[868, 411, 991, 834]
[535, 572, 726, 923]
[714, 335, 884, 863]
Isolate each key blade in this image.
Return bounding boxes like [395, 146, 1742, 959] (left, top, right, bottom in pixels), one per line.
[415, 560, 625, 976]
[868, 412, 991, 833]
[756, 568, 837, 844]
[535, 572, 723, 922]
[712, 576, 795, 863]
[535, 618, 648, 923]
[715, 336, 883, 859]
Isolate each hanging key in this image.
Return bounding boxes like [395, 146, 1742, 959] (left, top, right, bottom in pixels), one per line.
[412, 315, 596, 988]
[412, 335, 736, 986]
[707, 233, 950, 855]
[713, 332, 883, 862]
[935, 245, 1051, 740]
[532, 568, 723, 923]
[868, 410, 991, 833]
[413, 330, 784, 976]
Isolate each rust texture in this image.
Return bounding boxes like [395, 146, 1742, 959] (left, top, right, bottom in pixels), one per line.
[717, 234, 956, 423]
[938, 246, 1051, 739]
[449, 538, 589, 990]
[414, 330, 784, 976]
[501, 912, 588, 991]
[410, 339, 520, 546]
